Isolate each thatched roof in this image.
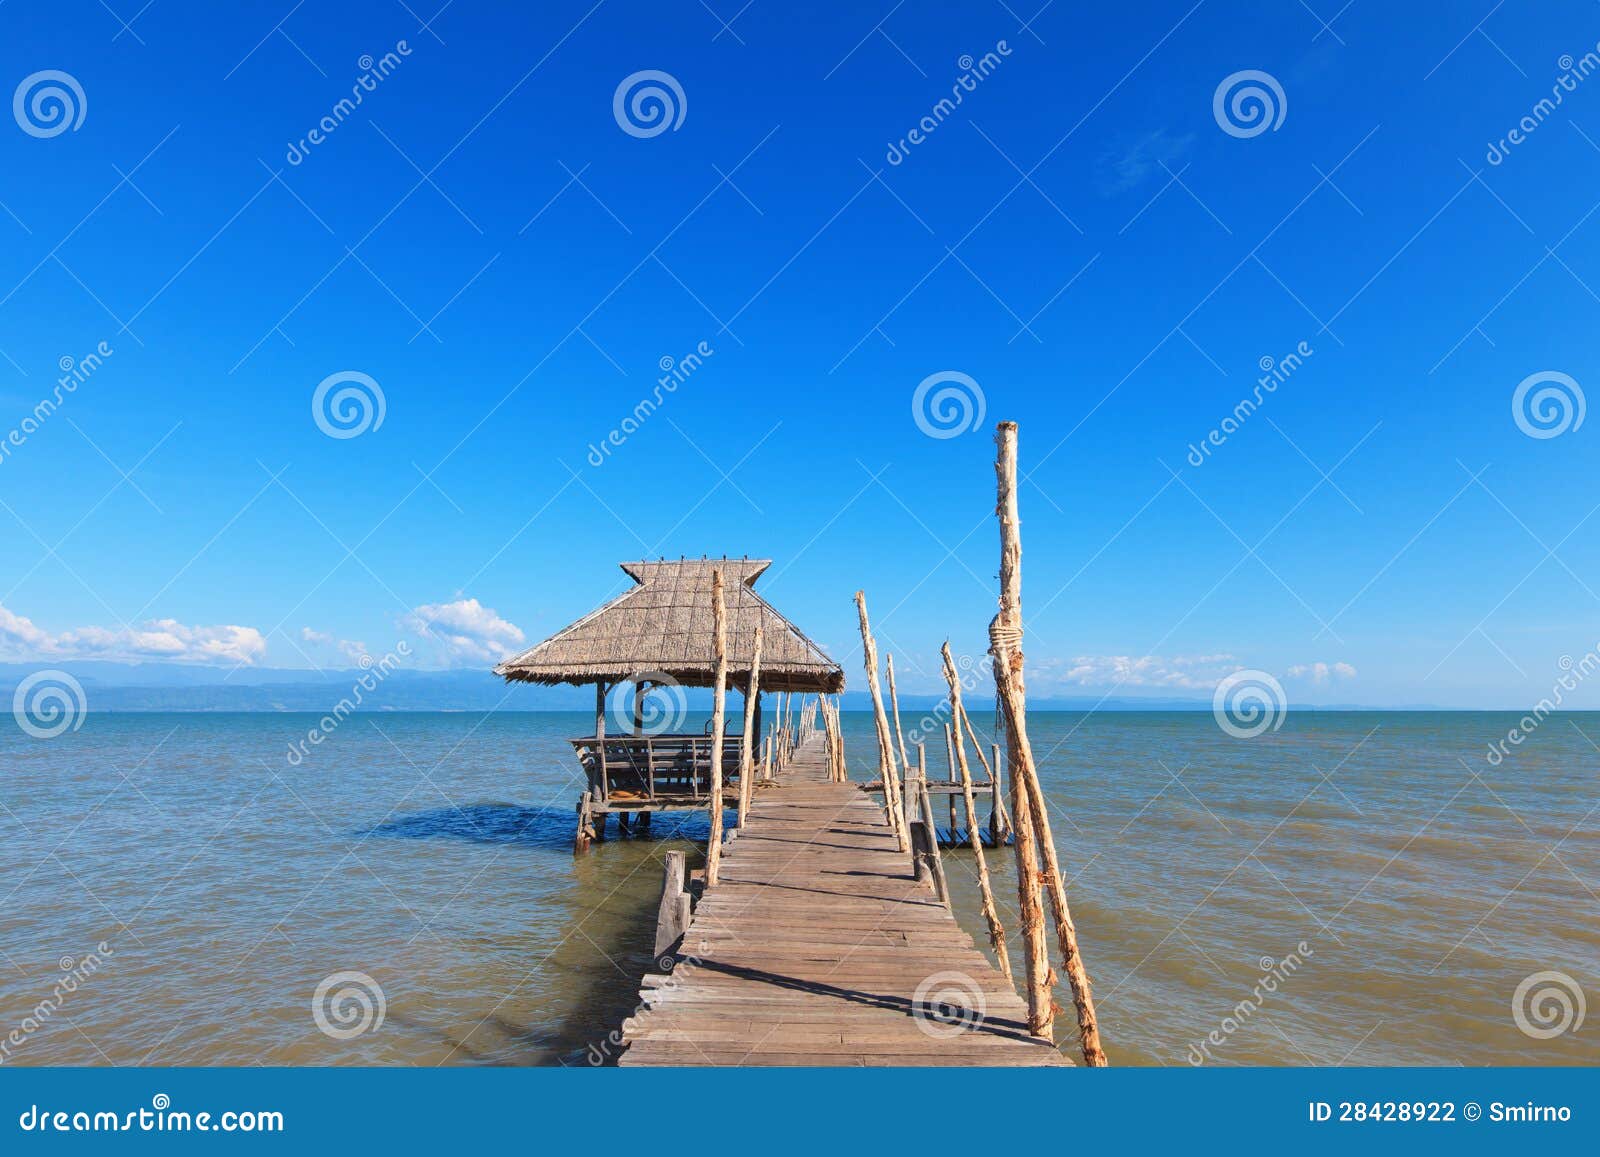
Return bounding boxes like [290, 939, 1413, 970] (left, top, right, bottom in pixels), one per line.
[494, 558, 845, 694]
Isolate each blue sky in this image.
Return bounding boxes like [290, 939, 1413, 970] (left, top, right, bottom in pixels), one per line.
[2, 0, 1600, 707]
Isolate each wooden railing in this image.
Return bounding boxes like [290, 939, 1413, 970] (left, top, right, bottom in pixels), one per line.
[570, 733, 746, 804]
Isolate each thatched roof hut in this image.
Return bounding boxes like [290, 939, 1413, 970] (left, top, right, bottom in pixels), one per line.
[494, 558, 845, 694]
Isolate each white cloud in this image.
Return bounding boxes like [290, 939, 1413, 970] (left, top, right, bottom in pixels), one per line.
[1044, 653, 1243, 691]
[402, 597, 525, 664]
[301, 627, 332, 645]
[0, 604, 268, 665]
[338, 639, 370, 663]
[1287, 661, 1358, 684]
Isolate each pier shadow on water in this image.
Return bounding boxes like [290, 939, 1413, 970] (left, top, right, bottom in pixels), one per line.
[360, 803, 576, 850]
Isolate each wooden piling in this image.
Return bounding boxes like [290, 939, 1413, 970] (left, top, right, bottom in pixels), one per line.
[654, 849, 691, 958]
[854, 591, 909, 852]
[917, 745, 950, 906]
[737, 626, 764, 831]
[706, 569, 730, 888]
[941, 641, 1012, 984]
[991, 420, 1106, 1066]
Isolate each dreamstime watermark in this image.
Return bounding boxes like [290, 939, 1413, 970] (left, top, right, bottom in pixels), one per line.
[13, 70, 85, 138]
[1212, 669, 1286, 738]
[1213, 70, 1286, 138]
[1511, 370, 1584, 439]
[613, 70, 686, 138]
[905, 652, 992, 747]
[912, 370, 986, 439]
[586, 950, 705, 1065]
[285, 642, 411, 764]
[885, 42, 1012, 165]
[587, 341, 714, 466]
[311, 970, 386, 1040]
[912, 970, 988, 1038]
[11, 670, 87, 739]
[312, 370, 386, 439]
[605, 673, 689, 736]
[1187, 340, 1313, 466]
[17, 1095, 284, 1133]
[285, 42, 412, 164]
[0, 942, 114, 1065]
[1487, 48, 1600, 165]
[1486, 645, 1600, 765]
[0, 341, 113, 469]
[1187, 942, 1313, 1063]
[1511, 970, 1586, 1039]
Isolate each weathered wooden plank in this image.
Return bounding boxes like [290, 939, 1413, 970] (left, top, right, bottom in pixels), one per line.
[617, 734, 1065, 1067]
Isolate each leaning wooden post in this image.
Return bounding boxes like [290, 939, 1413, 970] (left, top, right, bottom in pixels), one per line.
[941, 641, 1012, 983]
[706, 569, 730, 888]
[737, 627, 764, 830]
[886, 654, 912, 775]
[991, 420, 1106, 1066]
[943, 722, 959, 838]
[958, 704, 1012, 843]
[854, 591, 908, 852]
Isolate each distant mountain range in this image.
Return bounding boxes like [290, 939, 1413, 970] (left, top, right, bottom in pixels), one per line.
[0, 662, 1440, 712]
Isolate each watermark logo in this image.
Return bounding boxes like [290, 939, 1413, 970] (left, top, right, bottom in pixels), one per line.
[1512, 370, 1584, 439]
[13, 70, 86, 138]
[1213, 70, 1286, 139]
[1187, 340, 1313, 466]
[1188, 942, 1312, 1063]
[1512, 970, 1586, 1039]
[912, 970, 987, 1037]
[312, 970, 386, 1040]
[613, 70, 686, 138]
[285, 642, 411, 765]
[587, 341, 714, 466]
[12, 670, 87, 738]
[0, 942, 114, 1065]
[312, 371, 386, 439]
[607, 673, 688, 736]
[286, 41, 412, 165]
[1212, 669, 1286, 738]
[885, 41, 1012, 165]
[912, 370, 986, 439]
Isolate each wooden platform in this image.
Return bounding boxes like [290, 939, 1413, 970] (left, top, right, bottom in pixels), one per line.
[618, 737, 1066, 1067]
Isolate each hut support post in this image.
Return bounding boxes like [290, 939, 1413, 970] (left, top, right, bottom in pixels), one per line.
[992, 420, 1106, 1065]
[706, 570, 730, 888]
[575, 790, 595, 855]
[737, 627, 764, 831]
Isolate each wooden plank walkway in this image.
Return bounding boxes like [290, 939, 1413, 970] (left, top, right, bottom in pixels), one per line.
[618, 736, 1066, 1066]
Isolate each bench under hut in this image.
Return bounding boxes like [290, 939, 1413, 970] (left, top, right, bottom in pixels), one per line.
[493, 557, 845, 850]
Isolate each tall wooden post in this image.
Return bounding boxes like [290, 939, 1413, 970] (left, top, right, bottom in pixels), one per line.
[992, 421, 1053, 1042]
[886, 654, 912, 774]
[854, 591, 908, 852]
[706, 570, 730, 888]
[738, 627, 764, 830]
[991, 420, 1106, 1065]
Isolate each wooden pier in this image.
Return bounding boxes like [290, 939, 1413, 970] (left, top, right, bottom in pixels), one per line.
[618, 735, 1065, 1066]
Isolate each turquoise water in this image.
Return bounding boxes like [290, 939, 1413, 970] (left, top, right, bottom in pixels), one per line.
[0, 710, 1593, 1066]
